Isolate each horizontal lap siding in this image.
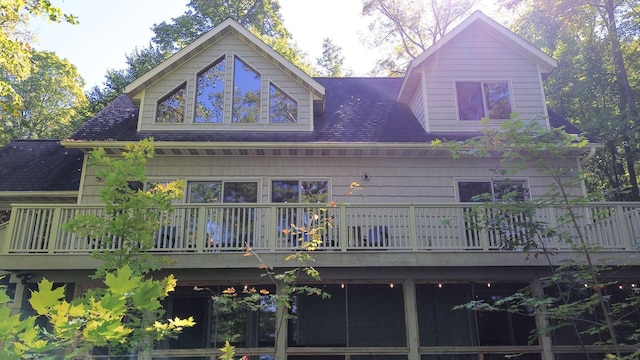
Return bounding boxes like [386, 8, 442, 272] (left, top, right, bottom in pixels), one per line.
[423, 25, 547, 133]
[78, 155, 581, 204]
[138, 33, 312, 130]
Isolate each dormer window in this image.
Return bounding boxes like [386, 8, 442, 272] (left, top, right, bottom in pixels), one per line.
[232, 56, 261, 123]
[195, 57, 226, 123]
[456, 81, 512, 120]
[269, 83, 298, 124]
[155, 83, 186, 123]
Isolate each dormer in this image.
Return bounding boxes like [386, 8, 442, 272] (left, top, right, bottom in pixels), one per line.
[397, 11, 557, 133]
[124, 18, 325, 132]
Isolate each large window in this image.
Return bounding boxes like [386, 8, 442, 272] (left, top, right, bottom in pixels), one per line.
[155, 83, 186, 123]
[289, 284, 406, 347]
[195, 57, 226, 123]
[163, 286, 276, 351]
[456, 81, 512, 120]
[416, 283, 536, 347]
[232, 56, 261, 123]
[188, 181, 258, 249]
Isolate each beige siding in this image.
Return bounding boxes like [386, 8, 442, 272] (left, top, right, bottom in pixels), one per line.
[137, 33, 313, 131]
[409, 86, 426, 130]
[422, 23, 548, 133]
[78, 155, 581, 204]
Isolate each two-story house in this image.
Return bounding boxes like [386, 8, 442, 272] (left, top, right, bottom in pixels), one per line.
[1, 11, 639, 360]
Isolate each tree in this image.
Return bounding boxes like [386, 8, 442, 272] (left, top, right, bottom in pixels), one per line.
[362, 0, 479, 75]
[1, 139, 194, 359]
[90, 0, 312, 112]
[506, 0, 640, 200]
[315, 38, 352, 77]
[440, 119, 640, 359]
[0, 50, 88, 145]
[0, 0, 77, 115]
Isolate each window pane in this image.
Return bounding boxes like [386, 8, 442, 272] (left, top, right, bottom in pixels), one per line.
[493, 181, 529, 202]
[458, 181, 492, 202]
[223, 182, 258, 203]
[232, 57, 261, 123]
[156, 84, 186, 123]
[195, 58, 225, 123]
[188, 182, 222, 203]
[269, 83, 298, 123]
[272, 181, 299, 203]
[456, 82, 484, 120]
[300, 181, 328, 203]
[484, 82, 512, 119]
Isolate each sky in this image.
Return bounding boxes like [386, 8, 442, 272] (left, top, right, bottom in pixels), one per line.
[31, 0, 508, 90]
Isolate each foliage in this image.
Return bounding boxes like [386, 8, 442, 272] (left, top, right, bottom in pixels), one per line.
[0, 139, 195, 358]
[362, 0, 479, 75]
[440, 118, 640, 359]
[506, 0, 640, 200]
[63, 138, 185, 278]
[0, 0, 77, 116]
[316, 38, 352, 77]
[0, 50, 89, 145]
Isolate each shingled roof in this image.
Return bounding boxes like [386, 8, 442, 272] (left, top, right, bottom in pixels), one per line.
[70, 78, 433, 143]
[0, 140, 83, 192]
[69, 77, 580, 144]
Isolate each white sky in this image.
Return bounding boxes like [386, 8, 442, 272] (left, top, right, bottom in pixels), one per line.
[31, 0, 508, 90]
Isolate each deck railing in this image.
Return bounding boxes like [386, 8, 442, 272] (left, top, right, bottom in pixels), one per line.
[2, 203, 640, 254]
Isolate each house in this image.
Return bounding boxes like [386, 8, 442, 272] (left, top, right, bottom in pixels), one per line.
[1, 11, 639, 360]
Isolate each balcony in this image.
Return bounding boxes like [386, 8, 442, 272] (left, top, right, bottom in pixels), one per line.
[2, 202, 639, 261]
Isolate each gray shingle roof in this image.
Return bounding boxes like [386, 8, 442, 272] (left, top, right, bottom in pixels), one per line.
[0, 140, 83, 191]
[69, 78, 467, 143]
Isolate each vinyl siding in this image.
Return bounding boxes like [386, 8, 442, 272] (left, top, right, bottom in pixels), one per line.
[137, 33, 312, 131]
[78, 155, 581, 204]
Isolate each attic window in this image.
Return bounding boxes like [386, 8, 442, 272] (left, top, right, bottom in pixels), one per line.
[155, 83, 186, 123]
[269, 83, 298, 124]
[232, 56, 261, 123]
[195, 57, 226, 123]
[456, 81, 512, 120]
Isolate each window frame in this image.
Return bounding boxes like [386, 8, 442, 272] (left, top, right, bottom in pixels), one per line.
[455, 178, 530, 202]
[270, 179, 330, 204]
[455, 80, 514, 121]
[186, 180, 260, 204]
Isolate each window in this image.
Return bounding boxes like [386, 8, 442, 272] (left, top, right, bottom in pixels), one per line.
[188, 181, 258, 249]
[164, 285, 276, 350]
[155, 83, 186, 123]
[232, 56, 261, 123]
[271, 180, 328, 203]
[195, 58, 226, 123]
[269, 83, 298, 124]
[416, 283, 536, 347]
[457, 180, 529, 202]
[289, 284, 406, 347]
[456, 81, 512, 120]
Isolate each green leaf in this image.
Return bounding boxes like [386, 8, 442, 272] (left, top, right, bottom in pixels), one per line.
[29, 279, 66, 315]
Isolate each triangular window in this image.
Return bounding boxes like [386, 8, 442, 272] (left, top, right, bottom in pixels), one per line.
[269, 83, 298, 124]
[155, 83, 186, 123]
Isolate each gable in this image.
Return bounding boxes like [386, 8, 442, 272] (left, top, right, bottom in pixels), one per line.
[397, 11, 557, 133]
[125, 18, 324, 133]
